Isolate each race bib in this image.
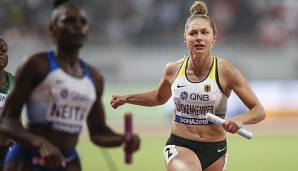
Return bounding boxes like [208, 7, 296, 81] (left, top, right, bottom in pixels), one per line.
[163, 145, 178, 165]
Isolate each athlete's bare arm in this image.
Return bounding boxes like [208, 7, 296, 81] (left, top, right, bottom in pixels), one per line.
[87, 67, 124, 146]
[218, 58, 266, 133]
[87, 66, 139, 151]
[0, 53, 48, 144]
[110, 59, 183, 108]
[0, 53, 65, 167]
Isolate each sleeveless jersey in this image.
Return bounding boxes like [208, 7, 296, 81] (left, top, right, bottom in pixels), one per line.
[26, 51, 96, 134]
[171, 56, 228, 125]
[0, 72, 13, 111]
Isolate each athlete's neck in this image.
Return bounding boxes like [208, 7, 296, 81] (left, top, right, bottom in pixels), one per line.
[55, 49, 84, 77]
[56, 48, 80, 64]
[188, 52, 212, 76]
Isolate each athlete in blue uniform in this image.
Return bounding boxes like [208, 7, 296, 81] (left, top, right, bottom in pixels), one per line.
[0, 1, 139, 171]
[0, 38, 14, 170]
[111, 1, 265, 171]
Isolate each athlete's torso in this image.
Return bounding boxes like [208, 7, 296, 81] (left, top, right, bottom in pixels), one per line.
[171, 56, 228, 141]
[26, 51, 96, 147]
[0, 72, 13, 145]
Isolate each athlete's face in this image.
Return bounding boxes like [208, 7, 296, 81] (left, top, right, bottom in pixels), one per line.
[184, 18, 216, 55]
[50, 4, 89, 50]
[0, 40, 8, 70]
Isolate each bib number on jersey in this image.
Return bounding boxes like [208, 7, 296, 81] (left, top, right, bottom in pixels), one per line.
[163, 145, 178, 165]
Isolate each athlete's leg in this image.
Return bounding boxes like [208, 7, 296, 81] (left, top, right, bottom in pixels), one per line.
[164, 146, 202, 171]
[203, 153, 227, 171]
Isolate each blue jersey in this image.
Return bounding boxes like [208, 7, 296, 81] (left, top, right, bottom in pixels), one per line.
[5, 144, 79, 171]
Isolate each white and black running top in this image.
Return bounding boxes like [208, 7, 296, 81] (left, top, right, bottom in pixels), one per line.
[171, 56, 228, 125]
[26, 51, 96, 134]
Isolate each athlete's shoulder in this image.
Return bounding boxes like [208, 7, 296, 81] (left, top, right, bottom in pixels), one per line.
[77, 60, 103, 85]
[84, 64, 104, 94]
[164, 57, 186, 76]
[167, 57, 185, 67]
[22, 52, 49, 69]
[216, 57, 238, 75]
[85, 64, 103, 82]
[15, 51, 50, 85]
[217, 57, 244, 87]
[162, 57, 186, 84]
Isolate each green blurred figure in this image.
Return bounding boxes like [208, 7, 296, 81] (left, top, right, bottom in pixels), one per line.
[0, 37, 13, 170]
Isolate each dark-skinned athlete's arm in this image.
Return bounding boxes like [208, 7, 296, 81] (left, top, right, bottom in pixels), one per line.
[87, 67, 139, 152]
[0, 53, 66, 167]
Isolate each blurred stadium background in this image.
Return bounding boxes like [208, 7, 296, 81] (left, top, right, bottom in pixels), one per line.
[1, 0, 298, 170]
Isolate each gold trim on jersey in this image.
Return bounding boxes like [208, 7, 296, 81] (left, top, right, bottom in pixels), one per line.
[175, 56, 217, 82]
[208, 57, 216, 81]
[176, 56, 189, 79]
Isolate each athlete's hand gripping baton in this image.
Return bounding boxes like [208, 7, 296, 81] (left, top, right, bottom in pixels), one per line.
[124, 112, 133, 164]
[205, 113, 253, 140]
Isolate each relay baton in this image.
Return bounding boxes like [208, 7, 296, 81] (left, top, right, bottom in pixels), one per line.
[205, 113, 253, 140]
[124, 112, 133, 164]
